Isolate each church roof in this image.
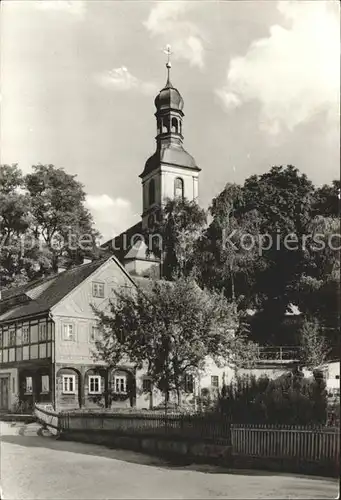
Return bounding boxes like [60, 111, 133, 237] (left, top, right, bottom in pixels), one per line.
[140, 143, 200, 178]
[154, 81, 184, 112]
[101, 221, 143, 262]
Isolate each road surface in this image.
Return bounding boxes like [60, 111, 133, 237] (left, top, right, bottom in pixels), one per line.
[0, 422, 338, 499]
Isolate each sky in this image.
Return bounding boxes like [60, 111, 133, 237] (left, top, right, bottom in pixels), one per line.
[1, 0, 340, 241]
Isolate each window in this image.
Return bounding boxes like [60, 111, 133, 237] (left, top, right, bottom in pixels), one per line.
[171, 117, 179, 133]
[92, 282, 105, 298]
[184, 374, 194, 393]
[62, 375, 76, 394]
[89, 325, 99, 343]
[22, 326, 29, 344]
[63, 323, 75, 341]
[149, 179, 155, 206]
[39, 323, 47, 341]
[25, 376, 33, 394]
[41, 375, 49, 393]
[8, 329, 16, 347]
[211, 375, 219, 388]
[114, 375, 127, 393]
[174, 177, 184, 199]
[142, 378, 152, 393]
[336, 375, 340, 380]
[0, 331, 3, 347]
[148, 214, 155, 229]
[89, 375, 101, 394]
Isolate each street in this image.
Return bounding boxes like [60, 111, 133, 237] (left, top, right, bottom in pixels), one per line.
[0, 422, 338, 500]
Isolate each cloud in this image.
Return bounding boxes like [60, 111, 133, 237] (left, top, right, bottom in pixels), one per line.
[35, 0, 85, 18]
[216, 1, 339, 134]
[85, 194, 139, 242]
[96, 67, 157, 95]
[144, 1, 204, 69]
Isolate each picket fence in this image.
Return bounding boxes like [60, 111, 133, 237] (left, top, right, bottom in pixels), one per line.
[58, 409, 232, 444]
[230, 423, 339, 464]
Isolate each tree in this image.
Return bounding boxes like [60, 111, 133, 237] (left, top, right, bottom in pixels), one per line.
[193, 183, 265, 305]
[298, 318, 329, 369]
[0, 163, 101, 288]
[145, 198, 207, 280]
[293, 215, 340, 354]
[25, 164, 100, 274]
[94, 276, 258, 407]
[313, 180, 340, 218]
[196, 166, 338, 348]
[0, 164, 32, 288]
[218, 371, 327, 425]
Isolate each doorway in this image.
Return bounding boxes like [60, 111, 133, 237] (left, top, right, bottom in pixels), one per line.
[0, 376, 10, 411]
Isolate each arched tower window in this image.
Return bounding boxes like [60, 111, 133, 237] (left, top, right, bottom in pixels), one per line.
[148, 179, 155, 205]
[149, 179, 155, 206]
[171, 117, 179, 133]
[148, 214, 155, 229]
[174, 177, 184, 199]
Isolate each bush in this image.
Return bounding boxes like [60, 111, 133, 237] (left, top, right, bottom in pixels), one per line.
[217, 368, 327, 425]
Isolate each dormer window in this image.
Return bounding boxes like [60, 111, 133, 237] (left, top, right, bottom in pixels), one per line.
[149, 179, 155, 206]
[92, 282, 104, 298]
[174, 177, 184, 199]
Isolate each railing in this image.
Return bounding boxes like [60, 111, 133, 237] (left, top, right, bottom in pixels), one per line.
[231, 423, 340, 464]
[58, 411, 231, 444]
[256, 346, 300, 362]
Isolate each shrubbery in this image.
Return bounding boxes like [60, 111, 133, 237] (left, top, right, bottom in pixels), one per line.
[217, 368, 327, 425]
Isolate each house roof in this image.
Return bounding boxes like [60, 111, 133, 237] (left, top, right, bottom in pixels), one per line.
[0, 257, 111, 323]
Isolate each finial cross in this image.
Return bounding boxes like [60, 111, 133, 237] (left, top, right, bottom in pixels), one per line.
[163, 44, 172, 68]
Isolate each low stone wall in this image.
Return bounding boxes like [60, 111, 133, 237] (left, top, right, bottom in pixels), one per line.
[59, 429, 232, 465]
[58, 429, 338, 477]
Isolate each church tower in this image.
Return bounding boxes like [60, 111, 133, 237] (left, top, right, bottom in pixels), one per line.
[140, 46, 201, 229]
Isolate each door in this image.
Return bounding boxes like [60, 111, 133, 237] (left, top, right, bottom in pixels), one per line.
[0, 376, 9, 410]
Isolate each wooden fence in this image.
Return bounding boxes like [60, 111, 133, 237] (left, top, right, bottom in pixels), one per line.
[34, 404, 59, 432]
[231, 423, 340, 464]
[34, 404, 339, 470]
[58, 410, 231, 444]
